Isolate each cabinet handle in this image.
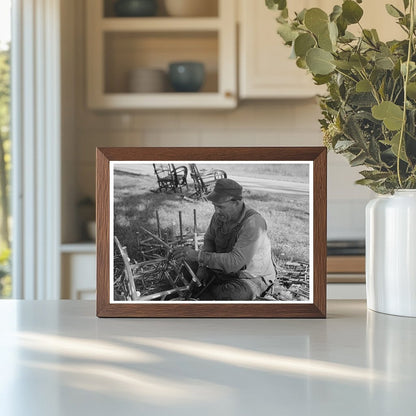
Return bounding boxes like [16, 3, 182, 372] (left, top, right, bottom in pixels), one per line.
[224, 91, 234, 99]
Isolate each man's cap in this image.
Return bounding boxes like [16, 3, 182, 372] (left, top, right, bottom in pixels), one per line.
[207, 178, 243, 203]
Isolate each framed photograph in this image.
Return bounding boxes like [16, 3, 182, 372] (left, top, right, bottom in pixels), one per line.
[96, 147, 327, 318]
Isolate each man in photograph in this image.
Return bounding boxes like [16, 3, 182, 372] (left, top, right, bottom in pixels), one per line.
[173, 178, 276, 300]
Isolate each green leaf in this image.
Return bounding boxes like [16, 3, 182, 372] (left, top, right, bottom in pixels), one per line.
[336, 15, 348, 36]
[370, 67, 386, 85]
[369, 136, 382, 163]
[378, 77, 386, 100]
[333, 60, 353, 70]
[385, 4, 404, 18]
[304, 8, 329, 35]
[350, 54, 368, 70]
[334, 140, 355, 151]
[276, 14, 287, 24]
[350, 152, 367, 167]
[388, 132, 409, 162]
[409, 109, 416, 137]
[344, 114, 367, 147]
[371, 29, 380, 42]
[372, 101, 404, 131]
[328, 21, 338, 45]
[278, 0, 287, 10]
[318, 27, 334, 52]
[356, 79, 372, 92]
[348, 92, 377, 107]
[375, 55, 395, 70]
[313, 74, 332, 85]
[403, 0, 410, 10]
[360, 170, 391, 181]
[342, 0, 364, 24]
[296, 8, 307, 23]
[393, 60, 402, 79]
[363, 29, 376, 46]
[330, 5, 343, 22]
[277, 23, 299, 43]
[339, 31, 356, 43]
[266, 0, 287, 11]
[407, 82, 416, 99]
[306, 48, 336, 75]
[296, 57, 308, 69]
[294, 33, 316, 58]
[401, 61, 416, 76]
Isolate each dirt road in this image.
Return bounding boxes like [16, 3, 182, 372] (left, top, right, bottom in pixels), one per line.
[114, 164, 309, 196]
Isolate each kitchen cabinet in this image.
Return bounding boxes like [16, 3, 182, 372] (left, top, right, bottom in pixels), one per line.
[238, 0, 325, 99]
[238, 0, 404, 99]
[86, 0, 237, 109]
[61, 244, 96, 300]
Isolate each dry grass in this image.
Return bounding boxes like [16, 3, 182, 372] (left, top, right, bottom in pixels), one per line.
[199, 163, 310, 183]
[113, 167, 310, 266]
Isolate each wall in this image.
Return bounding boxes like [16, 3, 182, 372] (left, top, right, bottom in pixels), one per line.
[61, 0, 374, 243]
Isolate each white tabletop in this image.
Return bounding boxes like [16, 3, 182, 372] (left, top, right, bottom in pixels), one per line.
[0, 300, 415, 416]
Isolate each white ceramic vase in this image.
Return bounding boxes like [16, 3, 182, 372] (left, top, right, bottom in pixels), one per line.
[366, 190, 416, 317]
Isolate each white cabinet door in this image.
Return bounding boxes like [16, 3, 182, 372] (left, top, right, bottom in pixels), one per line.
[62, 253, 96, 300]
[238, 0, 404, 99]
[239, 0, 326, 99]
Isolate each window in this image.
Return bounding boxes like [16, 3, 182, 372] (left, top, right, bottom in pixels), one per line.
[0, 0, 11, 298]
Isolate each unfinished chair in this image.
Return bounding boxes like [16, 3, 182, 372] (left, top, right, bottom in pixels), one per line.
[153, 164, 188, 193]
[189, 164, 227, 199]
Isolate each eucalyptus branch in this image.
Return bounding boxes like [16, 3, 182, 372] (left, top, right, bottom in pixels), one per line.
[359, 23, 378, 49]
[398, 24, 410, 35]
[334, 68, 358, 84]
[393, 85, 404, 103]
[397, 0, 415, 188]
[358, 69, 381, 104]
[390, 79, 398, 102]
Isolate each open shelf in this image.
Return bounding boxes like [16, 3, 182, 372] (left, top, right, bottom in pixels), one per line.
[86, 0, 236, 109]
[103, 0, 219, 18]
[104, 31, 218, 94]
[101, 17, 221, 31]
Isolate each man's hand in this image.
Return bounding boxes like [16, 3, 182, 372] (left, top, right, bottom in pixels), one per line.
[196, 266, 211, 284]
[172, 246, 198, 263]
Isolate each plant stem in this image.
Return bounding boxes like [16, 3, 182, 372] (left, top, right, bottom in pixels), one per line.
[397, 0, 415, 188]
[358, 69, 381, 104]
[334, 68, 358, 84]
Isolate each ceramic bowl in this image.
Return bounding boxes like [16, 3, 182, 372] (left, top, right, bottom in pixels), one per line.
[164, 0, 217, 17]
[114, 0, 158, 17]
[168, 62, 205, 92]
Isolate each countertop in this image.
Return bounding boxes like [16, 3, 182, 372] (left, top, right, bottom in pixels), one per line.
[0, 300, 415, 415]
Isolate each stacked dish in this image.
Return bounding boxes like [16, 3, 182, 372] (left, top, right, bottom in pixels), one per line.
[128, 68, 167, 93]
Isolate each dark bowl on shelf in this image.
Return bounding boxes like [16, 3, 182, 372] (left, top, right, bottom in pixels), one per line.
[114, 0, 158, 17]
[168, 61, 205, 93]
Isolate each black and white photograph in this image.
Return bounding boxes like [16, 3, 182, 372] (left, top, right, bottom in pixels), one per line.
[110, 161, 313, 303]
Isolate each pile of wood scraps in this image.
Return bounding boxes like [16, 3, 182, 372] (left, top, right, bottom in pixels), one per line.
[114, 208, 203, 301]
[273, 260, 310, 301]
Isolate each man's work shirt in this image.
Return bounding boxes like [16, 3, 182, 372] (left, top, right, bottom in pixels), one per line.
[198, 204, 276, 283]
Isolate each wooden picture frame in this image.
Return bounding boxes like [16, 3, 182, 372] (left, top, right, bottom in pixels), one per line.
[96, 147, 327, 318]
